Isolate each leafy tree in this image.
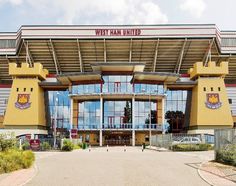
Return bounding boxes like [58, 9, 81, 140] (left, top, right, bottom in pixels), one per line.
[124, 101, 132, 123]
[165, 110, 184, 133]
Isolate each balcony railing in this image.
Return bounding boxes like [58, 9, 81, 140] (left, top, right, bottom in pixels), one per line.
[135, 124, 162, 131]
[103, 123, 132, 129]
[78, 125, 99, 130]
[77, 123, 163, 131]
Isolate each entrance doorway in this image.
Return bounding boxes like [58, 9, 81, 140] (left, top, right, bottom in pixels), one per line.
[104, 132, 131, 146]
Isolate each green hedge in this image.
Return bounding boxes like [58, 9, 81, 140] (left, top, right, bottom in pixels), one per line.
[61, 139, 74, 151]
[41, 142, 51, 151]
[216, 144, 236, 166]
[0, 137, 16, 151]
[172, 144, 212, 151]
[0, 149, 35, 174]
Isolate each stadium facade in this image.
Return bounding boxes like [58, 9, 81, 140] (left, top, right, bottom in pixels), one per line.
[0, 24, 235, 146]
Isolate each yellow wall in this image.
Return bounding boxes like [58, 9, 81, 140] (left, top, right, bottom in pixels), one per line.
[232, 116, 236, 123]
[3, 63, 48, 129]
[189, 62, 233, 129]
[72, 100, 78, 128]
[136, 132, 148, 145]
[189, 61, 228, 79]
[9, 63, 48, 79]
[157, 99, 163, 124]
[0, 116, 4, 129]
[78, 132, 99, 145]
[3, 79, 46, 128]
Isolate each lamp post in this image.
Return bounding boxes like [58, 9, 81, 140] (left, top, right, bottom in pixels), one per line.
[53, 92, 59, 149]
[149, 92, 152, 146]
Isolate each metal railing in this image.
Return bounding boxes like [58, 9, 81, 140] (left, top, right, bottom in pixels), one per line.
[102, 123, 132, 129]
[135, 124, 162, 130]
[75, 123, 163, 130]
[151, 133, 214, 149]
[214, 128, 236, 165]
[78, 125, 99, 130]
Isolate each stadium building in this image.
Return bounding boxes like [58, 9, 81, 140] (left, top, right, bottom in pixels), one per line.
[0, 24, 235, 146]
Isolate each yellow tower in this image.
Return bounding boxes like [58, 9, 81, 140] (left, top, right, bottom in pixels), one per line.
[3, 63, 49, 136]
[188, 61, 233, 134]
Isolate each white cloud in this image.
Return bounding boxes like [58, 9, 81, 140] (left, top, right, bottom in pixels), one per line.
[0, 0, 23, 5]
[180, 0, 206, 18]
[0, 0, 168, 25]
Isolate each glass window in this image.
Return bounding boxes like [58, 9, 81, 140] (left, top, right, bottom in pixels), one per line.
[78, 101, 100, 129]
[103, 75, 132, 93]
[48, 90, 70, 132]
[103, 101, 132, 127]
[135, 101, 157, 129]
[72, 84, 101, 94]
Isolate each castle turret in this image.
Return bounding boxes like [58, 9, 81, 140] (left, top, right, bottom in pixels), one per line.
[188, 61, 233, 134]
[3, 63, 49, 136]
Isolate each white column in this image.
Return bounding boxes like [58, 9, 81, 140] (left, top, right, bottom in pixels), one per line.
[162, 97, 165, 134]
[70, 98, 73, 139]
[100, 96, 103, 146]
[132, 130, 135, 146]
[132, 96, 135, 146]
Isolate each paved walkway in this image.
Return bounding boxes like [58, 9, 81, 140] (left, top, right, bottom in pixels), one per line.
[26, 147, 209, 186]
[0, 147, 235, 186]
[199, 161, 236, 186]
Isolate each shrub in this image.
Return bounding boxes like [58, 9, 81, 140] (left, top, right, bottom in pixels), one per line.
[61, 139, 74, 151]
[21, 150, 35, 168]
[215, 144, 236, 166]
[22, 141, 30, 151]
[73, 142, 83, 150]
[82, 143, 88, 149]
[0, 136, 16, 151]
[0, 149, 35, 174]
[41, 142, 51, 151]
[172, 144, 212, 151]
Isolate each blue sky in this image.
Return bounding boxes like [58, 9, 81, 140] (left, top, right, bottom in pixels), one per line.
[0, 0, 235, 32]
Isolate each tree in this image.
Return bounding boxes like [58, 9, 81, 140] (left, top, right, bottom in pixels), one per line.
[165, 110, 184, 133]
[124, 101, 132, 123]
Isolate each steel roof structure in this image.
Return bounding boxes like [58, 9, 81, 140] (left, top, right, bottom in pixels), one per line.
[0, 24, 236, 82]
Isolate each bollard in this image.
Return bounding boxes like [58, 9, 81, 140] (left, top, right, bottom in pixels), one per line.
[107, 144, 109, 152]
[124, 145, 126, 152]
[89, 145, 91, 152]
[19, 138, 22, 150]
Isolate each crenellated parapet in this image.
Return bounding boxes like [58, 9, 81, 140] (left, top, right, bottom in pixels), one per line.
[188, 61, 233, 133]
[9, 63, 48, 80]
[188, 61, 228, 80]
[4, 62, 48, 129]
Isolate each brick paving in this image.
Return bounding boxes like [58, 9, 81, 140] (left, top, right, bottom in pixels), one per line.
[0, 166, 36, 186]
[199, 162, 236, 186]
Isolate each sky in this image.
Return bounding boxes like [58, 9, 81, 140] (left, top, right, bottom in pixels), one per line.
[0, 0, 235, 32]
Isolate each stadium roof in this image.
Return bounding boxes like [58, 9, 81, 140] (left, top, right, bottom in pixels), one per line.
[0, 24, 236, 82]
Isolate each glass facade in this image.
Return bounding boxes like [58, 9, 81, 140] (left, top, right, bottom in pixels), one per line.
[48, 91, 71, 130]
[78, 101, 100, 129]
[103, 100, 132, 129]
[103, 75, 132, 93]
[164, 90, 188, 132]
[72, 84, 101, 94]
[134, 101, 157, 129]
[134, 84, 164, 94]
[70, 75, 165, 95]
[166, 90, 187, 112]
[47, 76, 188, 133]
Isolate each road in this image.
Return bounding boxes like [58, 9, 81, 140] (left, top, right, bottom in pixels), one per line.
[26, 147, 213, 186]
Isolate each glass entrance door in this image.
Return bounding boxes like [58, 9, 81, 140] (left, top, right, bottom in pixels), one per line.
[108, 116, 115, 128]
[114, 82, 121, 92]
[104, 132, 132, 146]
